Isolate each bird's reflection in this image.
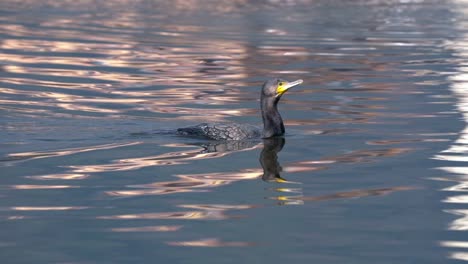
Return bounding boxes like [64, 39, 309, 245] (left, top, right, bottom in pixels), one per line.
[260, 137, 287, 182]
[197, 137, 290, 182]
[260, 137, 304, 205]
[198, 140, 260, 153]
[179, 137, 303, 205]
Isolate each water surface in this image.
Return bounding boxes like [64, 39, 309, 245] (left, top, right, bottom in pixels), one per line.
[1, 0, 468, 263]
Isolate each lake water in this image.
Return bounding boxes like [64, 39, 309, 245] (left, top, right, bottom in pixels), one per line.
[2, 0, 468, 263]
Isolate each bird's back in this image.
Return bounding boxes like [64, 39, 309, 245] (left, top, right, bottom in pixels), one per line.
[177, 123, 261, 140]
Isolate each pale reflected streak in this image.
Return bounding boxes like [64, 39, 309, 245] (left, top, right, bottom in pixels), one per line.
[446, 252, 468, 262]
[368, 138, 449, 145]
[99, 203, 254, 221]
[441, 241, 468, 261]
[7, 216, 27, 220]
[442, 182, 468, 192]
[111, 225, 182, 232]
[178, 204, 255, 210]
[70, 144, 260, 173]
[106, 170, 262, 197]
[434, 156, 468, 162]
[167, 238, 253, 247]
[300, 186, 414, 201]
[12, 206, 88, 211]
[270, 186, 414, 205]
[444, 193, 468, 204]
[3, 142, 141, 163]
[316, 148, 412, 164]
[441, 241, 468, 248]
[436, 166, 468, 175]
[11, 185, 77, 189]
[445, 209, 468, 231]
[27, 173, 89, 180]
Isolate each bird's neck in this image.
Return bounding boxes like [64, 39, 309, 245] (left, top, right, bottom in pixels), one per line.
[261, 98, 285, 138]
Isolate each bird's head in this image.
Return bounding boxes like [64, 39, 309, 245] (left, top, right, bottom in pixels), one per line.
[261, 78, 303, 101]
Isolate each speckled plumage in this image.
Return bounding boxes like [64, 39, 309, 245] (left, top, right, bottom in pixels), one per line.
[177, 123, 261, 140]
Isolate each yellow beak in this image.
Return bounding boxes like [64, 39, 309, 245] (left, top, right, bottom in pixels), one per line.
[276, 79, 303, 97]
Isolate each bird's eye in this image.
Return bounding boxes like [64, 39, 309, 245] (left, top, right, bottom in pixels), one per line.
[278, 82, 284, 86]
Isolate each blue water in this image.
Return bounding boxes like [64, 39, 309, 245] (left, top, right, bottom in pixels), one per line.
[1, 0, 468, 263]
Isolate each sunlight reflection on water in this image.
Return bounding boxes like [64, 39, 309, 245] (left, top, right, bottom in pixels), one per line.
[433, 1, 468, 260]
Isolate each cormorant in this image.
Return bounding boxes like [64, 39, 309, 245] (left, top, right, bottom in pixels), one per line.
[177, 78, 303, 140]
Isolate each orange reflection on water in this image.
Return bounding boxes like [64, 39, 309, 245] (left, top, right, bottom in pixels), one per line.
[167, 238, 253, 247]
